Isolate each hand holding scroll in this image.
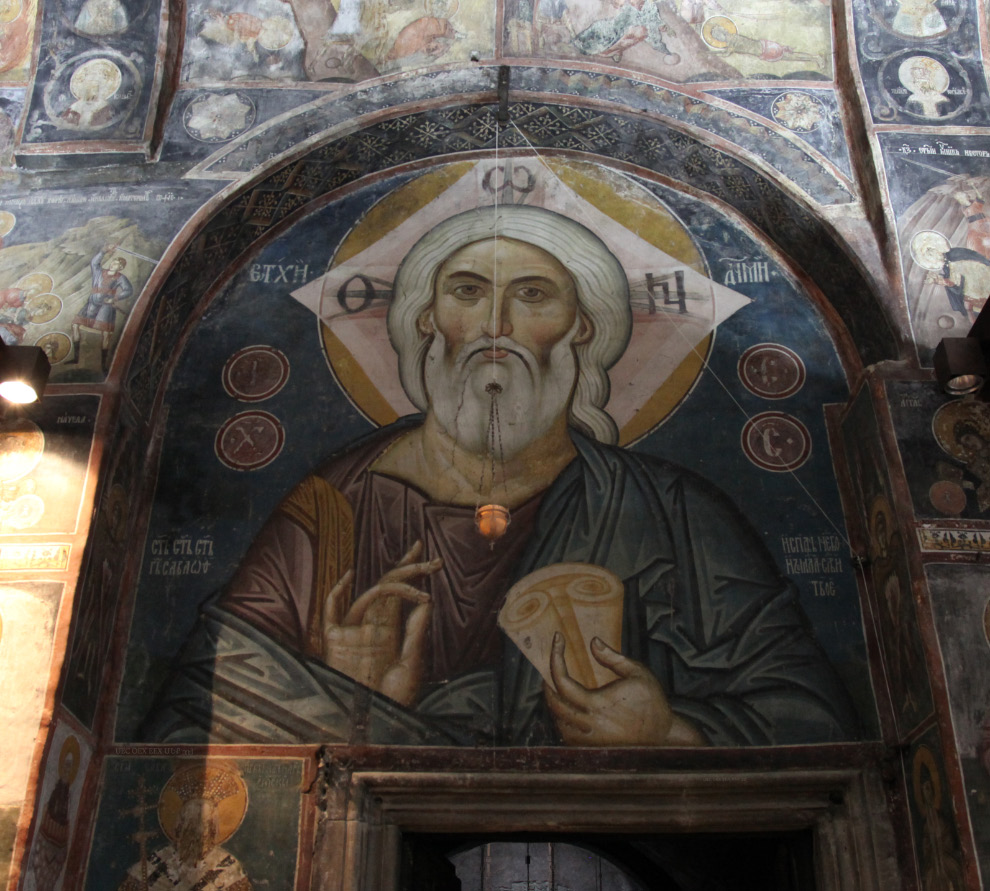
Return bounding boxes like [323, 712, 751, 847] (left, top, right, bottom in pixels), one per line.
[545, 633, 704, 747]
[498, 562, 705, 746]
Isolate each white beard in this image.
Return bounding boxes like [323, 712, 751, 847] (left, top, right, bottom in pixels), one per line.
[422, 322, 579, 459]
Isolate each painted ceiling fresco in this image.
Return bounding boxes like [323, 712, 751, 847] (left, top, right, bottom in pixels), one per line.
[4, 0, 990, 889]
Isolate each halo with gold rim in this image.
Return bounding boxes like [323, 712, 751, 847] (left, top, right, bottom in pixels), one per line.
[316, 159, 723, 446]
[157, 763, 248, 846]
[58, 735, 81, 784]
[932, 400, 990, 461]
[702, 15, 737, 49]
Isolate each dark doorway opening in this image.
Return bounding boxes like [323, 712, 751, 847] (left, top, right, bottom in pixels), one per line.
[400, 831, 817, 891]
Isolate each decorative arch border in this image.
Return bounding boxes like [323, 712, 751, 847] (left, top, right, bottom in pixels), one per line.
[120, 98, 898, 426]
[185, 66, 855, 207]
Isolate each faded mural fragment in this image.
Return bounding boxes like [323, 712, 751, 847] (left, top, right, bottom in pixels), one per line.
[0, 0, 37, 83]
[882, 132, 990, 357]
[0, 216, 159, 380]
[504, 0, 832, 82]
[0, 581, 65, 886]
[841, 384, 934, 738]
[184, 0, 495, 82]
[85, 758, 302, 891]
[927, 564, 990, 886]
[22, 722, 92, 891]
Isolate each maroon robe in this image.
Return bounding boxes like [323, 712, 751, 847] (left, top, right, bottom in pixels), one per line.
[219, 426, 542, 687]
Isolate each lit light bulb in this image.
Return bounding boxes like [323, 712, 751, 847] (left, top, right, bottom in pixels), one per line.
[0, 379, 39, 403]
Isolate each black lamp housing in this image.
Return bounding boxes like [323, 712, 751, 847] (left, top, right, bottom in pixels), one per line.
[934, 301, 990, 398]
[0, 343, 52, 404]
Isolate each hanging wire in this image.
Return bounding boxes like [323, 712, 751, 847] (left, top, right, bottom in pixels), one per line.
[477, 380, 504, 502]
[505, 119, 855, 553]
[492, 121, 500, 387]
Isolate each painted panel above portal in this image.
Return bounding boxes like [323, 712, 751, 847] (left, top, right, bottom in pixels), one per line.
[120, 158, 877, 748]
[176, 0, 832, 88]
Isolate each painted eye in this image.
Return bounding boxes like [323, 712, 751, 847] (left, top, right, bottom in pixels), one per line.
[516, 285, 547, 301]
[452, 283, 483, 299]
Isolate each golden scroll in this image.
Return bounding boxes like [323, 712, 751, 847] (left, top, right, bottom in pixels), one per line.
[498, 562, 624, 690]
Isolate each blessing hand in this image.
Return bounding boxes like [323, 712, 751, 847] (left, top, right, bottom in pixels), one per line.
[322, 540, 441, 706]
[545, 633, 705, 747]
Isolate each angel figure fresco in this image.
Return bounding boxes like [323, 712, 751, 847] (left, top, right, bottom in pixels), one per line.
[143, 159, 861, 748]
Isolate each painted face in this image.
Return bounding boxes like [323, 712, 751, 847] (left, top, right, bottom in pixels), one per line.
[176, 798, 218, 865]
[422, 238, 591, 457]
[429, 237, 582, 369]
[919, 244, 946, 269]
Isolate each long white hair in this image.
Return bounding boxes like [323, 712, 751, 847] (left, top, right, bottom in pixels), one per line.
[387, 205, 631, 444]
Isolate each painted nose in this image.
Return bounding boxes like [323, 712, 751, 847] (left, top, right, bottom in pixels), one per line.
[482, 295, 513, 339]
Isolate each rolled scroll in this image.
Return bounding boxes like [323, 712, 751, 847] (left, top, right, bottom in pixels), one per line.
[498, 562, 624, 690]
